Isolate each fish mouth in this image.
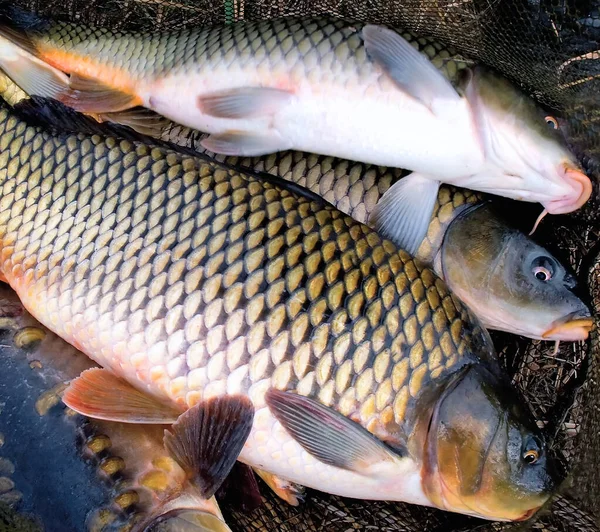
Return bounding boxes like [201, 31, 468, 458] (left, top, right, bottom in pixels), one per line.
[515, 506, 540, 522]
[543, 166, 592, 215]
[541, 313, 593, 341]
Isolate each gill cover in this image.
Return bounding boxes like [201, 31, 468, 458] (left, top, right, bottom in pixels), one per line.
[421, 364, 556, 521]
[440, 202, 592, 341]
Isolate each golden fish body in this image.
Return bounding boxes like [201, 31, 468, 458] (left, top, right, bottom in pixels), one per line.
[0, 101, 554, 520]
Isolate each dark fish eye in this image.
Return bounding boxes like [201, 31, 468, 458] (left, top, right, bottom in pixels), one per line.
[545, 115, 559, 129]
[522, 435, 543, 465]
[523, 449, 539, 464]
[531, 256, 555, 282]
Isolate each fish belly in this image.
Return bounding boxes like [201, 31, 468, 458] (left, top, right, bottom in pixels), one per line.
[143, 72, 482, 179]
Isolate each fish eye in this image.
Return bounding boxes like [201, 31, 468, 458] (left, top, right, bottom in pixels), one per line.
[522, 435, 543, 465]
[523, 449, 539, 464]
[531, 256, 555, 282]
[545, 115, 559, 129]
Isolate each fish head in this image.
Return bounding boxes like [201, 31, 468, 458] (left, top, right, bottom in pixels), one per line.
[419, 364, 557, 521]
[464, 66, 591, 214]
[440, 202, 592, 340]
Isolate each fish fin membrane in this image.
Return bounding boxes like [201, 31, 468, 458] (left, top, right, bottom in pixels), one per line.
[362, 24, 460, 114]
[163, 395, 254, 499]
[0, 4, 50, 34]
[198, 87, 293, 119]
[0, 35, 71, 101]
[253, 468, 305, 506]
[200, 131, 288, 156]
[56, 73, 140, 113]
[63, 367, 181, 423]
[96, 107, 171, 137]
[369, 172, 440, 255]
[216, 463, 264, 512]
[265, 389, 402, 474]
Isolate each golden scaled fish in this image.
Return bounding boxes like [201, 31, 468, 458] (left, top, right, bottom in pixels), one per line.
[0, 7, 591, 255]
[0, 286, 235, 532]
[0, 64, 590, 344]
[165, 129, 595, 343]
[0, 97, 556, 522]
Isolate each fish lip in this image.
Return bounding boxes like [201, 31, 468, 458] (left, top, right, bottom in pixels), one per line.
[543, 166, 592, 215]
[515, 506, 540, 522]
[541, 311, 593, 341]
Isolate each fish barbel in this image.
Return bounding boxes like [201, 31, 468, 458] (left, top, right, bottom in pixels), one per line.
[0, 98, 555, 521]
[0, 8, 591, 254]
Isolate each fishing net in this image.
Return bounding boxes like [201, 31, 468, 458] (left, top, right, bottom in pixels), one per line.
[5, 0, 600, 530]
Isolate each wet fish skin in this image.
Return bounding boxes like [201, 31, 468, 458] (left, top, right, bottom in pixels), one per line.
[0, 100, 554, 520]
[160, 126, 594, 343]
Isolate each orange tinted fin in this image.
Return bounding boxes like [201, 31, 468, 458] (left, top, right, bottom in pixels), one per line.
[198, 87, 293, 119]
[62, 367, 181, 423]
[253, 468, 305, 506]
[0, 35, 71, 101]
[57, 73, 140, 113]
[163, 395, 254, 499]
[95, 107, 171, 137]
[265, 389, 403, 474]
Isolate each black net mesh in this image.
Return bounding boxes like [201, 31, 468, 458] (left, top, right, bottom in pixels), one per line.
[4, 0, 600, 530]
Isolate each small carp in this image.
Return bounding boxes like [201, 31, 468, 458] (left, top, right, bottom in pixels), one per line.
[0, 8, 591, 255]
[0, 96, 557, 521]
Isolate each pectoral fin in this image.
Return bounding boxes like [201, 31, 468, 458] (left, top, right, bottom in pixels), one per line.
[369, 173, 440, 255]
[362, 25, 460, 114]
[201, 131, 288, 156]
[253, 468, 305, 506]
[198, 87, 293, 119]
[164, 395, 254, 499]
[265, 389, 402, 475]
[62, 368, 182, 423]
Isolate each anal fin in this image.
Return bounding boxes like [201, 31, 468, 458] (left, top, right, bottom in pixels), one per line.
[198, 87, 293, 119]
[253, 468, 305, 506]
[163, 395, 254, 499]
[201, 131, 288, 157]
[62, 367, 182, 423]
[94, 107, 171, 137]
[265, 389, 402, 475]
[369, 172, 440, 255]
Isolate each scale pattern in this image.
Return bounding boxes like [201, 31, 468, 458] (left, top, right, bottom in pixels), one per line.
[35, 16, 469, 86]
[0, 106, 492, 440]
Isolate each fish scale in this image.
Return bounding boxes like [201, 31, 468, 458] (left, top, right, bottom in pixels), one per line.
[0, 103, 497, 500]
[36, 16, 468, 99]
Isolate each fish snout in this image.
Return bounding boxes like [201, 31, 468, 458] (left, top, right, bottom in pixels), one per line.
[543, 165, 592, 215]
[541, 309, 593, 341]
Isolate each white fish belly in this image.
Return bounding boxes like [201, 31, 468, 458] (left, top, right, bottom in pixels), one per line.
[142, 73, 484, 180]
[239, 405, 433, 506]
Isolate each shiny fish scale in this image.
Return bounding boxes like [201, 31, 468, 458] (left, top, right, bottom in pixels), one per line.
[40, 17, 468, 86]
[0, 106, 491, 440]
[164, 130, 482, 264]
